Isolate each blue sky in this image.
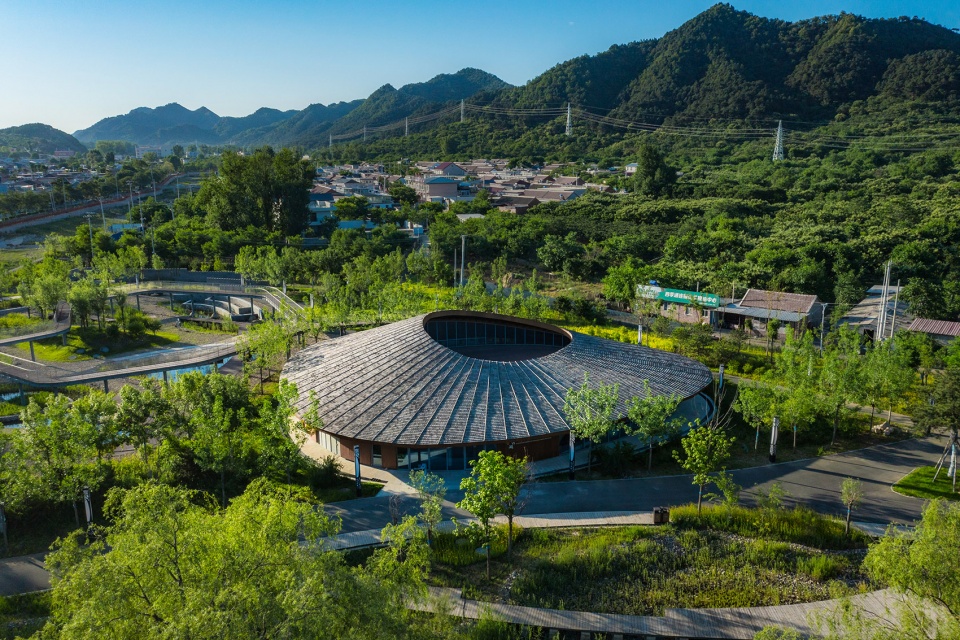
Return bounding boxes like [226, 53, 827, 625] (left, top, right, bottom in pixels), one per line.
[5, 1, 959, 134]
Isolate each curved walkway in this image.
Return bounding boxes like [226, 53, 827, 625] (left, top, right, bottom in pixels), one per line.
[0, 302, 71, 350]
[418, 585, 918, 640]
[0, 341, 238, 388]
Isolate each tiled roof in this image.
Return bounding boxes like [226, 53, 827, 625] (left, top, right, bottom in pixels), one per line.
[739, 289, 818, 314]
[281, 312, 712, 447]
[908, 318, 960, 337]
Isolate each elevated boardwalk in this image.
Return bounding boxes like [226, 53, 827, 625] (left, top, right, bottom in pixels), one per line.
[420, 586, 914, 639]
[0, 302, 71, 353]
[0, 341, 237, 389]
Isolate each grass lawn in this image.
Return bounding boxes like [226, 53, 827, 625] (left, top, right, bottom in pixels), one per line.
[429, 522, 867, 615]
[14, 328, 181, 362]
[893, 466, 960, 501]
[0, 313, 45, 337]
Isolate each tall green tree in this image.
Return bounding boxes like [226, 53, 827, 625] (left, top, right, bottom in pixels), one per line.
[626, 380, 683, 471]
[6, 395, 102, 525]
[458, 450, 528, 572]
[410, 469, 446, 545]
[562, 373, 620, 474]
[673, 424, 735, 514]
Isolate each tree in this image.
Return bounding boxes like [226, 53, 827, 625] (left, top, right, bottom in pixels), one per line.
[919, 365, 960, 441]
[6, 394, 102, 525]
[410, 470, 446, 545]
[735, 379, 785, 452]
[858, 340, 915, 429]
[72, 390, 120, 465]
[562, 373, 620, 474]
[240, 319, 294, 391]
[673, 424, 735, 514]
[334, 195, 370, 221]
[822, 500, 960, 638]
[626, 380, 682, 471]
[537, 233, 584, 274]
[773, 329, 821, 447]
[388, 184, 418, 207]
[820, 327, 862, 446]
[840, 477, 863, 535]
[458, 450, 528, 574]
[631, 143, 677, 197]
[41, 479, 432, 639]
[115, 380, 172, 478]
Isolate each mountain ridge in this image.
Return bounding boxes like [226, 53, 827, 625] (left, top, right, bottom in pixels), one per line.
[17, 5, 960, 154]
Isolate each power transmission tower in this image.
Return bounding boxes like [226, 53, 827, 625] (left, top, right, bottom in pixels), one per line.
[329, 134, 332, 149]
[363, 126, 366, 143]
[565, 103, 573, 137]
[772, 120, 784, 161]
[405, 117, 409, 137]
[460, 99, 465, 123]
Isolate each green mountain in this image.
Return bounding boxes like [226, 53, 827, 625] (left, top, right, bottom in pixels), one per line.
[68, 68, 508, 150]
[73, 103, 221, 145]
[0, 123, 86, 154]
[258, 68, 511, 148]
[516, 4, 960, 123]
[213, 107, 299, 139]
[231, 100, 364, 148]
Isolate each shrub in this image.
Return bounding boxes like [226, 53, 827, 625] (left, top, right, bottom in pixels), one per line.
[797, 554, 848, 581]
[431, 524, 518, 567]
[670, 504, 869, 549]
[595, 440, 639, 477]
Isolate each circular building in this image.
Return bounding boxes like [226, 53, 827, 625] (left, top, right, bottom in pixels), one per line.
[282, 311, 713, 471]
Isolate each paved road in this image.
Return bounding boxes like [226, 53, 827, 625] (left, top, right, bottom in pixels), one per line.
[0, 434, 944, 596]
[329, 434, 943, 534]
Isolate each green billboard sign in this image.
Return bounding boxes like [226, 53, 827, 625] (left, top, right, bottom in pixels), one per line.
[637, 285, 720, 308]
[660, 288, 720, 308]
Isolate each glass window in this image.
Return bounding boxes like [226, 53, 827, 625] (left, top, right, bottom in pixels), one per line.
[372, 445, 382, 467]
[396, 447, 409, 468]
[451, 447, 465, 470]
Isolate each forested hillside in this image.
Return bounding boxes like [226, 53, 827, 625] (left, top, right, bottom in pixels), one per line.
[0, 123, 86, 154]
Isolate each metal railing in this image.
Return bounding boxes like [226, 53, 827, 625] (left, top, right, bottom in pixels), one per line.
[117, 281, 305, 321]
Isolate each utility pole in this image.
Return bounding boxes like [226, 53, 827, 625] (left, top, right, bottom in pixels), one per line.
[460, 99, 465, 123]
[98, 197, 106, 230]
[772, 120, 784, 161]
[889, 279, 901, 341]
[877, 260, 892, 341]
[565, 103, 573, 137]
[453, 247, 457, 287]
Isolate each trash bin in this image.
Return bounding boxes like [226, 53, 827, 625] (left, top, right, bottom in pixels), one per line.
[652, 507, 671, 524]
